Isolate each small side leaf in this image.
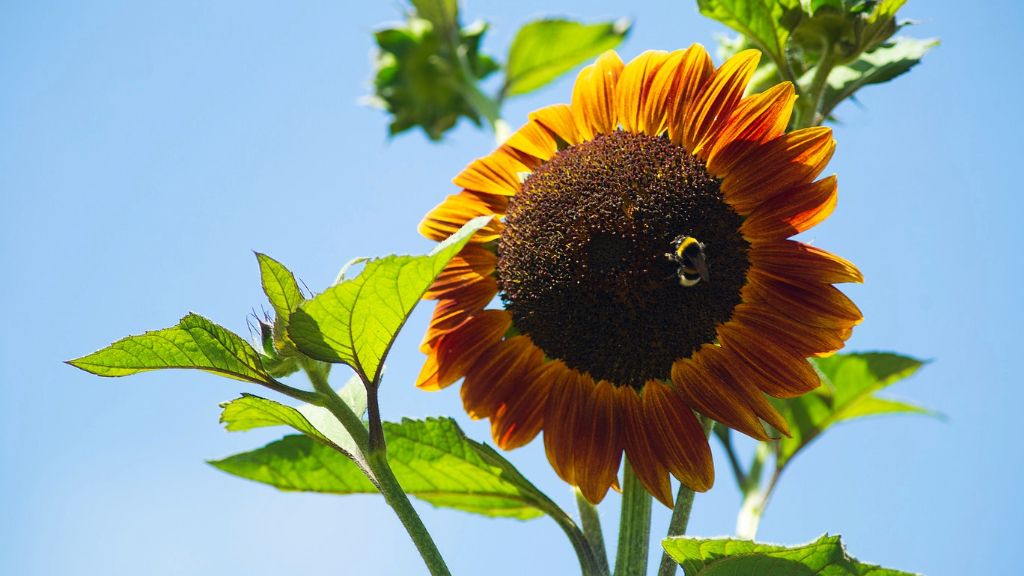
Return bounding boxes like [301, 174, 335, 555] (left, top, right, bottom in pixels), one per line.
[663, 534, 919, 575]
[254, 253, 306, 378]
[68, 313, 274, 385]
[775, 352, 931, 469]
[211, 417, 547, 520]
[256, 253, 304, 322]
[503, 18, 630, 98]
[219, 375, 368, 463]
[288, 216, 490, 384]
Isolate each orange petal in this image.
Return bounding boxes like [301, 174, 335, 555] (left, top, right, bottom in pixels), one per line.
[453, 145, 536, 196]
[492, 359, 560, 450]
[543, 367, 595, 486]
[420, 280, 498, 350]
[671, 350, 772, 441]
[620, 386, 673, 506]
[570, 51, 624, 140]
[416, 310, 511, 390]
[462, 335, 544, 420]
[574, 380, 624, 503]
[705, 82, 796, 170]
[743, 268, 862, 329]
[641, 380, 714, 494]
[695, 346, 790, 436]
[716, 322, 821, 398]
[730, 303, 849, 357]
[528, 104, 581, 148]
[664, 44, 715, 146]
[740, 176, 838, 241]
[505, 119, 560, 162]
[418, 190, 505, 243]
[682, 49, 760, 156]
[424, 245, 498, 300]
[719, 127, 835, 214]
[615, 50, 670, 135]
[750, 240, 863, 284]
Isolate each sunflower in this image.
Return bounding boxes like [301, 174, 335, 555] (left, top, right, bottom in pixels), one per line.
[415, 46, 862, 506]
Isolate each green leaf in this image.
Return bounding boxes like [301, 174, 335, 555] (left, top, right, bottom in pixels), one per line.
[775, 352, 931, 469]
[211, 435, 377, 493]
[820, 37, 937, 117]
[256, 253, 304, 322]
[697, 0, 799, 70]
[288, 216, 491, 384]
[254, 253, 305, 377]
[68, 313, 274, 385]
[663, 534, 919, 575]
[211, 417, 547, 520]
[503, 18, 631, 98]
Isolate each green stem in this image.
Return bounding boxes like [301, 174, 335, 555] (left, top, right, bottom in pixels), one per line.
[304, 366, 451, 576]
[655, 483, 696, 576]
[613, 459, 653, 576]
[717, 426, 750, 493]
[367, 445, 452, 576]
[261, 377, 324, 405]
[303, 365, 369, 450]
[735, 443, 775, 539]
[576, 489, 611, 576]
[656, 417, 712, 576]
[799, 38, 835, 128]
[459, 80, 506, 141]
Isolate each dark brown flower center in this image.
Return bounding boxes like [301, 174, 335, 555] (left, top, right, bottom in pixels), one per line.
[496, 131, 749, 387]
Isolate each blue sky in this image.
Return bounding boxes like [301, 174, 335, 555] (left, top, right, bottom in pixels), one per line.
[2, 1, 1020, 574]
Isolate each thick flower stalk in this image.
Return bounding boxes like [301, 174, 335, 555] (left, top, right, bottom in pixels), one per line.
[416, 45, 862, 506]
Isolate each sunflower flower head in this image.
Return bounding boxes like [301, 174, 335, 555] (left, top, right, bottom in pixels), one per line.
[416, 46, 863, 506]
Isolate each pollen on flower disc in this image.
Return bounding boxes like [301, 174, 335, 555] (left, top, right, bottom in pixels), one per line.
[497, 131, 750, 387]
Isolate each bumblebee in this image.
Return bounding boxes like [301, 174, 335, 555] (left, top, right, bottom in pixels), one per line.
[666, 234, 709, 287]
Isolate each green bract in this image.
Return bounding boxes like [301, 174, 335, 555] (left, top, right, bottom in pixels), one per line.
[370, 14, 498, 140]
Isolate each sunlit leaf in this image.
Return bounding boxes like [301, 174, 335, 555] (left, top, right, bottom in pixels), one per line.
[820, 37, 937, 117]
[211, 417, 547, 520]
[219, 375, 368, 463]
[256, 253, 304, 323]
[503, 18, 630, 98]
[775, 352, 931, 469]
[288, 216, 491, 384]
[253, 253, 305, 377]
[663, 534, 918, 575]
[211, 435, 377, 493]
[68, 313, 274, 385]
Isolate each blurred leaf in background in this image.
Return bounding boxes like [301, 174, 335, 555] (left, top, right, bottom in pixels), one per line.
[368, 2, 499, 140]
[368, 1, 629, 140]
